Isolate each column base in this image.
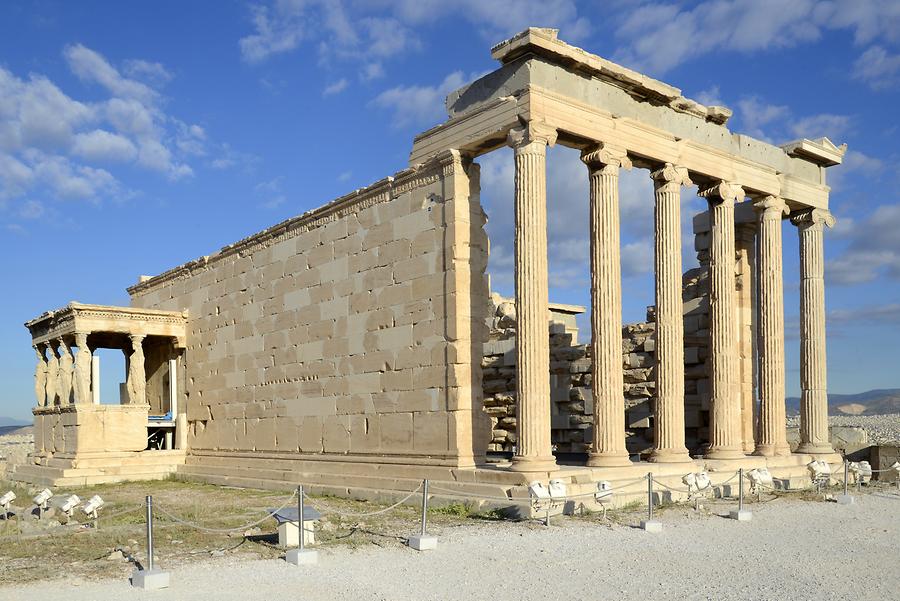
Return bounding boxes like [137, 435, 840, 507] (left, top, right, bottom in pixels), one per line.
[509, 455, 558, 473]
[753, 443, 793, 457]
[648, 448, 692, 463]
[796, 443, 834, 455]
[705, 447, 746, 460]
[586, 452, 632, 467]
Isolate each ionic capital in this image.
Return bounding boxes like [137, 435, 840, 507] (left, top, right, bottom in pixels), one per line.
[507, 120, 558, 151]
[790, 208, 835, 230]
[128, 333, 146, 349]
[753, 195, 790, 219]
[580, 143, 632, 172]
[74, 331, 89, 347]
[650, 163, 692, 190]
[699, 181, 744, 207]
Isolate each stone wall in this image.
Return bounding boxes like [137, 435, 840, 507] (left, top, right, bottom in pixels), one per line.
[129, 151, 492, 467]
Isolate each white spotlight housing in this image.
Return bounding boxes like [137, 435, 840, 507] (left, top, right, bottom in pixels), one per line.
[548, 479, 567, 506]
[528, 481, 551, 510]
[807, 460, 831, 485]
[0, 491, 15, 512]
[595, 481, 613, 503]
[55, 494, 81, 517]
[81, 495, 105, 517]
[682, 471, 712, 494]
[747, 467, 774, 493]
[32, 488, 52, 508]
[848, 461, 873, 485]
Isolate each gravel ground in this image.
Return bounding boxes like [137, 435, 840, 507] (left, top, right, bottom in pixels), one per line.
[2, 492, 898, 601]
[787, 414, 900, 445]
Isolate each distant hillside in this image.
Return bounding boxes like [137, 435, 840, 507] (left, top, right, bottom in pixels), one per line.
[0, 416, 29, 427]
[786, 389, 900, 416]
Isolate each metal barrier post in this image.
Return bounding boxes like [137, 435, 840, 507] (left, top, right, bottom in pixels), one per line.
[837, 460, 855, 505]
[408, 479, 437, 550]
[131, 495, 170, 590]
[146, 496, 154, 572]
[286, 484, 318, 565]
[729, 468, 752, 521]
[640, 472, 661, 532]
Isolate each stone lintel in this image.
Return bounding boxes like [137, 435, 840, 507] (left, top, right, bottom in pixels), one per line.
[780, 137, 847, 167]
[25, 302, 188, 347]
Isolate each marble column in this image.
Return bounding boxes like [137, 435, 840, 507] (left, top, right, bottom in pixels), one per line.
[582, 143, 632, 467]
[792, 208, 835, 454]
[45, 341, 59, 406]
[33, 343, 48, 407]
[73, 332, 92, 404]
[127, 334, 147, 405]
[753, 196, 791, 456]
[508, 121, 558, 472]
[649, 164, 692, 462]
[57, 337, 74, 406]
[701, 181, 745, 459]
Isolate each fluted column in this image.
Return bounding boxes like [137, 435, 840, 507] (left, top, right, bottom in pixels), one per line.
[753, 196, 791, 456]
[73, 332, 92, 404]
[582, 144, 632, 467]
[701, 181, 745, 459]
[33, 343, 48, 407]
[45, 341, 59, 405]
[792, 208, 835, 454]
[57, 337, 74, 406]
[127, 334, 147, 405]
[649, 164, 691, 462]
[508, 121, 558, 472]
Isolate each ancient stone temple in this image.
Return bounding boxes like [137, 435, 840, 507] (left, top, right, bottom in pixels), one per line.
[16, 29, 845, 506]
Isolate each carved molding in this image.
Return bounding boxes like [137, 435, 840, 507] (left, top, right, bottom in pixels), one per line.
[580, 143, 632, 171]
[753, 195, 790, 219]
[790, 207, 835, 229]
[507, 120, 558, 149]
[699, 181, 745, 206]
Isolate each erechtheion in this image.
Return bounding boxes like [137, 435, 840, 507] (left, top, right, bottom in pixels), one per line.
[15, 29, 846, 508]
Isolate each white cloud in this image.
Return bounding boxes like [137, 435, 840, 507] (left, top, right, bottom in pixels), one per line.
[71, 129, 138, 162]
[323, 78, 349, 96]
[828, 204, 900, 285]
[255, 176, 287, 209]
[18, 199, 45, 219]
[64, 44, 158, 104]
[239, 0, 589, 78]
[0, 43, 230, 217]
[372, 71, 467, 129]
[123, 59, 173, 87]
[853, 45, 900, 90]
[829, 302, 900, 325]
[735, 97, 790, 140]
[790, 113, 852, 141]
[613, 0, 900, 74]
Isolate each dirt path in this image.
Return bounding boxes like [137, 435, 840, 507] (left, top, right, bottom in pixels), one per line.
[3, 492, 898, 601]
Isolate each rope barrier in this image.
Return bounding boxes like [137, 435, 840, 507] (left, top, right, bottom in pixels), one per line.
[306, 482, 423, 518]
[151, 490, 297, 534]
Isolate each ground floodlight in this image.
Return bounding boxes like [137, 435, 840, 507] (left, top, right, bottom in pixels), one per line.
[81, 495, 104, 517]
[548, 479, 567, 505]
[0, 491, 15, 513]
[595, 481, 613, 503]
[682, 471, 712, 494]
[848, 462, 872, 485]
[807, 461, 831, 494]
[747, 468, 774, 495]
[528, 481, 550, 506]
[56, 494, 81, 517]
[32, 488, 52, 508]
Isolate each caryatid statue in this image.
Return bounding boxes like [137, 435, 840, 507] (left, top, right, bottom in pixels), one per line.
[127, 334, 147, 405]
[73, 332, 92, 404]
[45, 341, 59, 406]
[33, 343, 48, 407]
[57, 337, 74, 406]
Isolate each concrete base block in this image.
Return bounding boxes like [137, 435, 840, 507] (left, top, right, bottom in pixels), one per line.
[729, 509, 753, 521]
[131, 569, 170, 590]
[640, 520, 662, 533]
[285, 548, 318, 565]
[407, 534, 438, 550]
[836, 494, 856, 505]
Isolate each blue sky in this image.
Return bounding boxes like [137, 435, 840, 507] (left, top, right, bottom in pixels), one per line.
[1, 0, 899, 421]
